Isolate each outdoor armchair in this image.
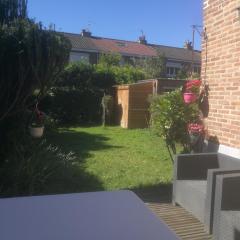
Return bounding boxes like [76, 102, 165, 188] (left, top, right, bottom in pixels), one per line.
[212, 173, 240, 240]
[172, 153, 240, 233]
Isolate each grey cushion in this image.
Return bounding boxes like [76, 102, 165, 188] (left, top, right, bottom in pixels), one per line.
[175, 180, 207, 223]
[217, 211, 240, 240]
[173, 153, 240, 234]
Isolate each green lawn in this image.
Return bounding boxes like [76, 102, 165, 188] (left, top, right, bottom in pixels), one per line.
[47, 126, 173, 193]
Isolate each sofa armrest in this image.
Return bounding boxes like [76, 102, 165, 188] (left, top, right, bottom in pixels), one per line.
[204, 169, 240, 233]
[174, 153, 219, 180]
[212, 173, 240, 238]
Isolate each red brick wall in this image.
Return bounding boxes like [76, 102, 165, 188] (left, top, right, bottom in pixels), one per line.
[202, 0, 240, 148]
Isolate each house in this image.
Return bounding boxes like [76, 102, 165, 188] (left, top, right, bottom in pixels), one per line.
[202, 0, 240, 157]
[62, 30, 201, 78]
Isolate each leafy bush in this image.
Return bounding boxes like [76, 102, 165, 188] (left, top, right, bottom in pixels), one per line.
[110, 65, 146, 84]
[43, 61, 146, 125]
[136, 53, 166, 78]
[42, 62, 102, 124]
[0, 0, 71, 196]
[0, 137, 75, 197]
[0, 19, 71, 122]
[150, 89, 199, 158]
[0, 0, 27, 24]
[98, 53, 121, 67]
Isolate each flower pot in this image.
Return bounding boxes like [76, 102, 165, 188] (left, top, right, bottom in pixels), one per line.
[183, 92, 197, 104]
[29, 126, 44, 138]
[189, 132, 204, 153]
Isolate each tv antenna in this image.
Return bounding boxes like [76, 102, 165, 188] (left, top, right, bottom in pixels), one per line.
[191, 25, 203, 77]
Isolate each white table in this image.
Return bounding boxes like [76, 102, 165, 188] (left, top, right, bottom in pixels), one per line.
[0, 190, 179, 240]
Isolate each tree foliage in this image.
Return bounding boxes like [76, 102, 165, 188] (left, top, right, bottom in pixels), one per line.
[43, 61, 146, 124]
[136, 53, 166, 78]
[150, 89, 199, 159]
[0, 0, 27, 24]
[0, 12, 71, 122]
[0, 0, 72, 196]
[98, 53, 121, 67]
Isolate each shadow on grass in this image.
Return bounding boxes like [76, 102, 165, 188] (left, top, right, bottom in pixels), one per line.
[44, 128, 122, 195]
[130, 183, 172, 203]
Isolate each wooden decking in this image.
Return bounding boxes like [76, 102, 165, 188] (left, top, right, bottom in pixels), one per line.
[134, 185, 212, 240]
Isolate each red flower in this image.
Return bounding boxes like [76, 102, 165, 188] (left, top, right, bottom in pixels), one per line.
[188, 123, 204, 133]
[185, 80, 201, 91]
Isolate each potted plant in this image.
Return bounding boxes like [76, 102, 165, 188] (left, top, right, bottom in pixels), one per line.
[183, 79, 201, 104]
[29, 108, 45, 138]
[188, 122, 204, 152]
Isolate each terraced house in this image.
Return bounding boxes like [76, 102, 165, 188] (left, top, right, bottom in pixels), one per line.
[63, 29, 201, 78]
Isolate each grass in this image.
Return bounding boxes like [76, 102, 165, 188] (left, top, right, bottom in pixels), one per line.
[47, 126, 173, 193]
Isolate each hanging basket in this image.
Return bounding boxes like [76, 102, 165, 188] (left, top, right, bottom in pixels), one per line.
[29, 126, 44, 138]
[183, 92, 197, 104]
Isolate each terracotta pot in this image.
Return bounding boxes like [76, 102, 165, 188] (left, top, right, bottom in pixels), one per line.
[29, 126, 44, 138]
[183, 92, 197, 104]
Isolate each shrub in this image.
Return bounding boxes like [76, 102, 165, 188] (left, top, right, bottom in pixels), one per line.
[44, 61, 146, 125]
[42, 62, 104, 124]
[150, 89, 199, 159]
[0, 19, 71, 122]
[0, 0, 71, 195]
[0, 136, 75, 197]
[44, 89, 102, 124]
[98, 53, 121, 67]
[110, 65, 146, 84]
[136, 53, 166, 78]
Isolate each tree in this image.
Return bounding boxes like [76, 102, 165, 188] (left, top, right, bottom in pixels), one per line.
[0, 0, 27, 24]
[136, 53, 166, 78]
[98, 53, 121, 67]
[0, 1, 71, 122]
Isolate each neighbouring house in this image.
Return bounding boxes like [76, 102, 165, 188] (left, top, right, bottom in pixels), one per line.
[203, 0, 240, 157]
[62, 30, 201, 78]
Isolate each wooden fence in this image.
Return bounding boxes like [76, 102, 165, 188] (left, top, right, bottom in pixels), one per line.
[114, 79, 186, 129]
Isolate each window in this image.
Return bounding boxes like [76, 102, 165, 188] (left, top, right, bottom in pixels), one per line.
[116, 41, 127, 47]
[166, 67, 181, 77]
[70, 52, 90, 63]
[194, 66, 201, 74]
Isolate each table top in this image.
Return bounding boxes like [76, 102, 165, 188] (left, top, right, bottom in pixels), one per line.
[0, 190, 179, 240]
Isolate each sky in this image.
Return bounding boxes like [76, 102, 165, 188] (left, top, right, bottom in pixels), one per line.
[28, 0, 203, 50]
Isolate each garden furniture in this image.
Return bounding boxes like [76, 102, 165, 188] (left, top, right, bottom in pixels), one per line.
[0, 190, 179, 240]
[212, 173, 240, 240]
[172, 152, 240, 233]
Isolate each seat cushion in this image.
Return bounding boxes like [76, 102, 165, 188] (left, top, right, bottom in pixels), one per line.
[175, 180, 207, 223]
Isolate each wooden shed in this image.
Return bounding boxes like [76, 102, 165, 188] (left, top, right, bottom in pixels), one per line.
[114, 80, 157, 129]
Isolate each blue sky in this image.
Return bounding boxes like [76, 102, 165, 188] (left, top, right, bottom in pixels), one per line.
[28, 0, 203, 50]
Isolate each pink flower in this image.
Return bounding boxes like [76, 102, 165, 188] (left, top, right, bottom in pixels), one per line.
[185, 80, 201, 90]
[188, 123, 204, 133]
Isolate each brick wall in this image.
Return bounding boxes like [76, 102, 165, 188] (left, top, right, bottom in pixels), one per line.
[202, 0, 240, 148]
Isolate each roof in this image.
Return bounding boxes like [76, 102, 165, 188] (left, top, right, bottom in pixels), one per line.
[62, 32, 201, 63]
[150, 44, 201, 63]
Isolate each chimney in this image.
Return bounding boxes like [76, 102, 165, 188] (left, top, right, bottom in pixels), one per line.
[81, 29, 92, 37]
[184, 40, 193, 50]
[139, 35, 147, 44]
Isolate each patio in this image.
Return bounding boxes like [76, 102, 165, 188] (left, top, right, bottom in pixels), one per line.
[134, 186, 212, 240]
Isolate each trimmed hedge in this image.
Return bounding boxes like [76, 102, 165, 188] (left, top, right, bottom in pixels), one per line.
[43, 62, 146, 125]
